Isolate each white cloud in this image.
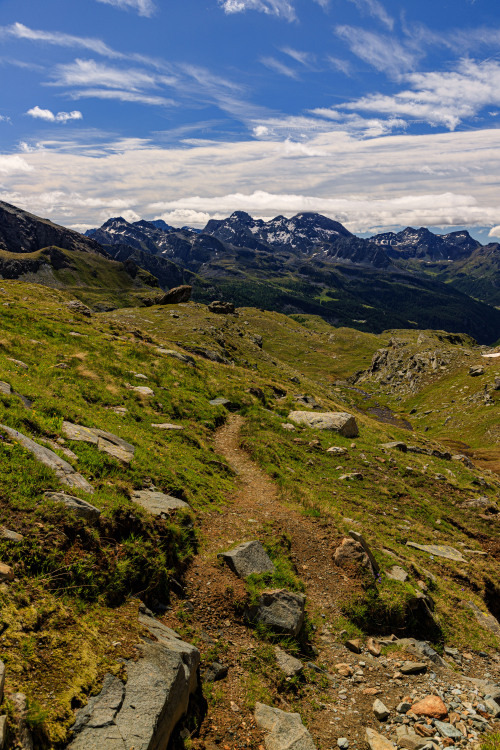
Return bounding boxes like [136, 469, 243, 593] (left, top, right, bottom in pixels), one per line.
[218, 0, 296, 21]
[0, 22, 123, 58]
[344, 59, 500, 130]
[155, 209, 212, 226]
[50, 58, 167, 91]
[488, 226, 500, 239]
[260, 56, 298, 78]
[26, 106, 83, 123]
[348, 0, 393, 30]
[281, 47, 314, 67]
[69, 89, 174, 106]
[3, 125, 500, 232]
[335, 25, 420, 76]
[326, 55, 352, 76]
[0, 155, 33, 174]
[95, 0, 156, 17]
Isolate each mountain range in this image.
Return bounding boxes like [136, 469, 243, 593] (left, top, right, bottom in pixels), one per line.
[1, 198, 500, 343]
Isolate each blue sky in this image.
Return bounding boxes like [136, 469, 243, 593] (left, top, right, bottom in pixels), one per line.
[0, 0, 500, 240]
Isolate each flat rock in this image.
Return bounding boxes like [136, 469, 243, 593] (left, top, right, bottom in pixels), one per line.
[327, 446, 347, 454]
[365, 727, 396, 750]
[339, 473, 363, 481]
[43, 492, 101, 523]
[380, 442, 407, 452]
[469, 365, 484, 377]
[468, 601, 500, 637]
[406, 542, 465, 563]
[0, 661, 5, 704]
[62, 422, 135, 462]
[129, 385, 154, 396]
[69, 615, 199, 750]
[151, 423, 184, 430]
[0, 381, 11, 395]
[209, 397, 237, 409]
[386, 565, 408, 583]
[0, 424, 94, 494]
[288, 411, 358, 437]
[220, 541, 275, 578]
[400, 661, 427, 675]
[275, 647, 303, 678]
[255, 703, 316, 750]
[247, 589, 305, 636]
[411, 695, 447, 719]
[7, 357, 28, 369]
[0, 527, 23, 542]
[157, 349, 196, 365]
[398, 733, 430, 750]
[132, 490, 190, 516]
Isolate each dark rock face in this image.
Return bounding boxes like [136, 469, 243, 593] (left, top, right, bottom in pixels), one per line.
[246, 589, 306, 636]
[370, 226, 480, 262]
[0, 200, 104, 255]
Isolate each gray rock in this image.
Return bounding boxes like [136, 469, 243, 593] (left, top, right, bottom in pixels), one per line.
[157, 349, 196, 366]
[400, 661, 427, 675]
[11, 693, 33, 750]
[132, 490, 190, 516]
[275, 647, 303, 678]
[0, 382, 11, 395]
[386, 566, 408, 583]
[339, 473, 363, 481]
[203, 662, 228, 682]
[406, 542, 465, 563]
[373, 699, 390, 721]
[380, 442, 407, 452]
[434, 720, 463, 740]
[129, 385, 154, 396]
[69, 616, 199, 750]
[365, 727, 395, 750]
[220, 541, 275, 578]
[247, 590, 306, 636]
[7, 357, 28, 370]
[337, 739, 349, 750]
[287, 411, 358, 437]
[397, 701, 412, 713]
[349, 531, 379, 575]
[185, 347, 231, 365]
[208, 301, 235, 314]
[150, 423, 184, 430]
[0, 425, 94, 493]
[0, 661, 4, 704]
[0, 527, 23, 542]
[398, 734, 430, 750]
[326, 446, 347, 454]
[209, 397, 237, 408]
[484, 698, 500, 718]
[255, 703, 316, 750]
[334, 537, 376, 578]
[43, 492, 101, 523]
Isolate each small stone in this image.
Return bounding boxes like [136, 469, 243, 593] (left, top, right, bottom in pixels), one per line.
[373, 699, 390, 721]
[434, 720, 463, 740]
[151, 423, 184, 430]
[340, 473, 363, 481]
[367, 638, 381, 657]
[220, 541, 275, 578]
[337, 739, 349, 749]
[336, 663, 353, 677]
[397, 701, 413, 714]
[0, 527, 23, 542]
[484, 698, 500, 718]
[275, 647, 303, 678]
[203, 662, 228, 683]
[386, 566, 408, 583]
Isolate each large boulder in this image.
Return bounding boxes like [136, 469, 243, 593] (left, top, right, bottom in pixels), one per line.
[246, 590, 305, 636]
[255, 703, 316, 750]
[156, 285, 192, 305]
[287, 412, 358, 437]
[68, 615, 199, 750]
[333, 537, 376, 579]
[220, 541, 275, 578]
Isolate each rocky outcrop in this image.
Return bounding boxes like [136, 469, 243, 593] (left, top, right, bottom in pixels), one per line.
[0, 200, 105, 256]
[67, 615, 199, 750]
[288, 411, 359, 437]
[0, 425, 94, 493]
[43, 492, 101, 523]
[62, 422, 135, 464]
[208, 301, 235, 314]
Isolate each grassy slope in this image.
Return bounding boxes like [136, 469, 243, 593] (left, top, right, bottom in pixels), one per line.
[0, 282, 499, 745]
